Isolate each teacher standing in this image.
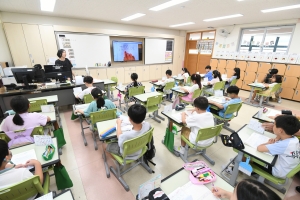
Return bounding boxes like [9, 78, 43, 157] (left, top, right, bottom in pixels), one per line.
[55, 49, 75, 78]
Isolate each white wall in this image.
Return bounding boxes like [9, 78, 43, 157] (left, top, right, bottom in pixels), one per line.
[0, 13, 13, 66]
[210, 19, 300, 57]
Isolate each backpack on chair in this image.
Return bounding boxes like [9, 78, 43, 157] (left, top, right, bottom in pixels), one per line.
[144, 136, 156, 173]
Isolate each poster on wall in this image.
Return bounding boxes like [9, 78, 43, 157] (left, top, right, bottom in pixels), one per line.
[244, 52, 251, 61]
[237, 52, 246, 60]
[197, 40, 213, 55]
[271, 52, 283, 62]
[228, 51, 235, 59]
[58, 36, 77, 67]
[278, 54, 289, 63]
[165, 52, 173, 62]
[250, 52, 259, 61]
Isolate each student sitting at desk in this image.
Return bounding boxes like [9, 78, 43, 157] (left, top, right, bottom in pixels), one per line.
[0, 139, 44, 200]
[251, 75, 282, 102]
[225, 67, 240, 90]
[156, 69, 174, 99]
[263, 69, 278, 83]
[204, 65, 213, 81]
[212, 179, 281, 200]
[75, 88, 121, 117]
[257, 115, 300, 178]
[106, 104, 151, 159]
[75, 76, 95, 100]
[174, 97, 214, 155]
[2, 96, 52, 147]
[55, 49, 74, 78]
[208, 86, 241, 119]
[179, 74, 201, 103]
[204, 70, 222, 94]
[181, 67, 190, 83]
[124, 73, 143, 102]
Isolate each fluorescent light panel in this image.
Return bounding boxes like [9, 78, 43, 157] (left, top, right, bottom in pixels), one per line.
[261, 4, 300, 13]
[170, 22, 194, 27]
[203, 14, 243, 22]
[121, 13, 145, 21]
[40, 0, 56, 12]
[149, 0, 189, 11]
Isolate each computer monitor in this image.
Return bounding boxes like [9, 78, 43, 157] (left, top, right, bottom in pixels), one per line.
[43, 65, 72, 82]
[11, 68, 37, 89]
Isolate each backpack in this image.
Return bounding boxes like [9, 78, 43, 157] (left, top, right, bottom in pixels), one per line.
[144, 136, 156, 173]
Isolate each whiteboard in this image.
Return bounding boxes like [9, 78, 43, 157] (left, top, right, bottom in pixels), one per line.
[55, 33, 111, 67]
[145, 38, 174, 64]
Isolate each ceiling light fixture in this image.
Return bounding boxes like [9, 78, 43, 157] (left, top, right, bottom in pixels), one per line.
[40, 0, 56, 12]
[121, 13, 145, 21]
[203, 14, 243, 22]
[261, 4, 300, 13]
[149, 0, 189, 11]
[169, 22, 194, 27]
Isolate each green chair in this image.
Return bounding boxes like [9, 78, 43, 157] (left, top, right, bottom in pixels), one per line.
[252, 162, 300, 194]
[181, 88, 203, 105]
[158, 81, 175, 105]
[203, 81, 226, 96]
[141, 95, 164, 123]
[90, 108, 117, 150]
[180, 124, 223, 164]
[185, 76, 192, 86]
[212, 103, 242, 133]
[109, 127, 154, 191]
[230, 79, 238, 86]
[109, 77, 118, 100]
[124, 86, 145, 111]
[256, 83, 282, 107]
[28, 99, 47, 112]
[83, 94, 94, 104]
[0, 173, 50, 200]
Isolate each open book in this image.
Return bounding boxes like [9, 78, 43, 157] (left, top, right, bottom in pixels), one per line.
[245, 132, 272, 156]
[73, 87, 82, 97]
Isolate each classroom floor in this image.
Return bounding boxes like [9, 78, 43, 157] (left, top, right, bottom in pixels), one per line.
[50, 81, 300, 200]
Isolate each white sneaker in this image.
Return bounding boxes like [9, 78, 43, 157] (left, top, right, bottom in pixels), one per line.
[174, 146, 185, 155]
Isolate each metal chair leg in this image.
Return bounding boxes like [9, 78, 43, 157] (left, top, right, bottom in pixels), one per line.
[110, 161, 130, 191]
[102, 141, 110, 178]
[92, 131, 98, 150]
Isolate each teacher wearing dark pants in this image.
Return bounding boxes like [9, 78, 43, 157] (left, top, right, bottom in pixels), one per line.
[55, 49, 75, 78]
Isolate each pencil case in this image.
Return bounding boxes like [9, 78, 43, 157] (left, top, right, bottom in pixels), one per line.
[42, 144, 55, 161]
[183, 161, 217, 185]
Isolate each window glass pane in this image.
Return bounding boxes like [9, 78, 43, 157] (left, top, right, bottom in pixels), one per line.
[189, 49, 198, 54]
[189, 33, 201, 40]
[202, 31, 215, 39]
[240, 29, 265, 53]
[263, 27, 293, 53]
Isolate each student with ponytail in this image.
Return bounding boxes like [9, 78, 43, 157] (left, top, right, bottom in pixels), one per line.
[124, 73, 143, 102]
[204, 70, 222, 94]
[179, 74, 201, 102]
[76, 87, 121, 117]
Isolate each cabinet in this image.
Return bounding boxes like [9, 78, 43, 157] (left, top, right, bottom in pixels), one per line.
[293, 89, 300, 101]
[236, 79, 242, 88]
[210, 59, 218, 68]
[136, 66, 150, 81]
[73, 69, 87, 76]
[240, 71, 245, 80]
[161, 65, 169, 78]
[218, 68, 226, 75]
[246, 62, 259, 72]
[218, 59, 226, 69]
[256, 73, 267, 83]
[149, 65, 162, 80]
[281, 88, 295, 99]
[243, 71, 256, 81]
[272, 63, 286, 76]
[226, 68, 234, 78]
[226, 60, 236, 69]
[3, 23, 31, 67]
[124, 67, 136, 83]
[257, 63, 271, 73]
[89, 68, 107, 80]
[106, 68, 124, 84]
[236, 61, 247, 71]
[285, 65, 300, 77]
[39, 25, 57, 63]
[282, 76, 298, 88]
[241, 80, 253, 91]
[297, 81, 300, 89]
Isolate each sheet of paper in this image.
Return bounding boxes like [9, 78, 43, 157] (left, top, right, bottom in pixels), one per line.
[257, 108, 263, 118]
[34, 135, 53, 146]
[2, 77, 17, 85]
[74, 104, 89, 111]
[36, 192, 53, 200]
[75, 76, 84, 85]
[73, 87, 82, 96]
[138, 174, 161, 200]
[245, 132, 270, 149]
[11, 149, 37, 169]
[248, 119, 264, 134]
[173, 113, 182, 123]
[41, 105, 55, 113]
[164, 104, 172, 113]
[267, 110, 281, 118]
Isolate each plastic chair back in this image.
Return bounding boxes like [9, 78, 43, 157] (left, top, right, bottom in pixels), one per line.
[122, 127, 154, 158]
[0, 174, 49, 200]
[287, 163, 300, 178]
[223, 103, 242, 117]
[28, 99, 47, 112]
[83, 94, 94, 104]
[230, 79, 238, 86]
[164, 81, 175, 91]
[192, 88, 202, 99]
[186, 76, 191, 85]
[270, 83, 282, 94]
[2, 126, 44, 144]
[145, 95, 163, 108]
[128, 86, 145, 98]
[213, 81, 225, 91]
[110, 77, 118, 90]
[90, 108, 117, 125]
[195, 124, 223, 144]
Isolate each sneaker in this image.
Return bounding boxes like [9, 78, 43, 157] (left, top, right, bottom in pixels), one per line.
[174, 146, 185, 155]
[222, 165, 233, 175]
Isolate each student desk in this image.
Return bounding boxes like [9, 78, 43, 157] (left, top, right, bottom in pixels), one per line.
[115, 86, 126, 113]
[72, 104, 90, 147]
[207, 96, 227, 111]
[171, 87, 188, 96]
[244, 83, 266, 107]
[161, 165, 234, 196]
[252, 107, 281, 123]
[224, 124, 277, 186]
[10, 137, 60, 169]
[103, 79, 117, 100]
[173, 76, 184, 85]
[97, 119, 117, 178]
[54, 189, 74, 200]
[134, 92, 165, 123]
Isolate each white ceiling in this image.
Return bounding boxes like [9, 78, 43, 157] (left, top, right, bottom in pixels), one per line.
[0, 0, 300, 31]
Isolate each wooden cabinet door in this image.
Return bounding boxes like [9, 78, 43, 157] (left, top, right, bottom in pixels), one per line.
[106, 68, 115, 81]
[135, 66, 143, 81]
[240, 71, 245, 80]
[272, 63, 287, 76]
[256, 73, 267, 83]
[218, 59, 226, 69]
[257, 62, 271, 73]
[297, 81, 300, 89]
[39, 25, 57, 63]
[281, 88, 294, 99]
[98, 68, 107, 80]
[293, 89, 300, 101]
[226, 60, 236, 69]
[89, 69, 98, 79]
[3, 23, 31, 67]
[210, 59, 218, 68]
[115, 68, 124, 83]
[241, 80, 253, 91]
[155, 65, 162, 79]
[285, 65, 300, 77]
[226, 68, 235, 78]
[149, 66, 157, 80]
[282, 76, 298, 88]
[243, 71, 256, 81]
[236, 61, 247, 71]
[22, 24, 47, 66]
[143, 66, 150, 81]
[73, 69, 86, 76]
[236, 79, 242, 88]
[218, 68, 226, 75]
[124, 69, 132, 84]
[246, 62, 259, 72]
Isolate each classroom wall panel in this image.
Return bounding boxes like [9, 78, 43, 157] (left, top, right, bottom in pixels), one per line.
[257, 63, 271, 73]
[210, 59, 218, 68]
[256, 73, 267, 83]
[243, 71, 256, 81]
[241, 80, 253, 91]
[272, 63, 287, 76]
[236, 61, 247, 71]
[246, 62, 259, 72]
[226, 60, 236, 69]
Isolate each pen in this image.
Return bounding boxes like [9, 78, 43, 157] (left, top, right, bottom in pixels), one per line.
[212, 183, 218, 192]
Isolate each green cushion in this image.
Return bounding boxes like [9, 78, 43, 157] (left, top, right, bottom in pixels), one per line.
[252, 163, 286, 184]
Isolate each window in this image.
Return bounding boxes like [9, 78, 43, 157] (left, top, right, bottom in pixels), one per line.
[239, 26, 294, 53]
